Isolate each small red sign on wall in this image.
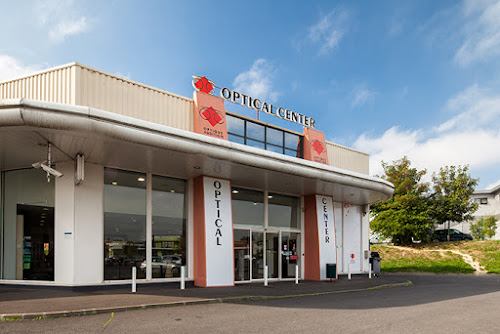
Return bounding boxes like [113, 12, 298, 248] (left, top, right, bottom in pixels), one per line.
[290, 254, 299, 261]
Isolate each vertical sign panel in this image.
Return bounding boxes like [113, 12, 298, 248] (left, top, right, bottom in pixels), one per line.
[203, 177, 234, 286]
[303, 128, 329, 165]
[316, 195, 336, 280]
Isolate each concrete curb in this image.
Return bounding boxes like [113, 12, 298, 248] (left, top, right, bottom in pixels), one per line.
[0, 281, 413, 320]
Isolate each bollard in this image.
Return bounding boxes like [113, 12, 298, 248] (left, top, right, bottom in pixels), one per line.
[132, 266, 137, 293]
[180, 266, 185, 290]
[264, 266, 268, 286]
[295, 265, 299, 284]
[369, 262, 372, 279]
[348, 263, 351, 280]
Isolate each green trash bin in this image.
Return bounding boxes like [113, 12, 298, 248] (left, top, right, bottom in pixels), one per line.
[326, 263, 336, 280]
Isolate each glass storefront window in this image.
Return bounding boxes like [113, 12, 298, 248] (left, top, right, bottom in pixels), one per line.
[226, 114, 304, 158]
[268, 193, 300, 229]
[227, 115, 245, 136]
[151, 175, 187, 279]
[247, 122, 265, 141]
[267, 127, 284, 147]
[1, 169, 55, 281]
[104, 169, 146, 280]
[232, 188, 264, 227]
[285, 132, 300, 150]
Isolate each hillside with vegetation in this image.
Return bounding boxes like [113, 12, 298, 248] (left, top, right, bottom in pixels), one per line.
[371, 240, 500, 274]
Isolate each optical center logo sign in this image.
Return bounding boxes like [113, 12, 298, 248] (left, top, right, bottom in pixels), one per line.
[311, 140, 325, 155]
[192, 75, 317, 128]
[192, 76, 227, 140]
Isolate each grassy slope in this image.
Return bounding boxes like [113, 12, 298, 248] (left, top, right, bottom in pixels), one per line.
[371, 240, 500, 274]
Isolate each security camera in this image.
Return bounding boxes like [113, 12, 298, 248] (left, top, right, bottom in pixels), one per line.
[32, 161, 63, 178]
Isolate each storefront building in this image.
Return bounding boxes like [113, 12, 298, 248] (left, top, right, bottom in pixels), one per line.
[0, 63, 393, 287]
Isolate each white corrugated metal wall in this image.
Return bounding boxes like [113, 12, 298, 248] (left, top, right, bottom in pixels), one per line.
[0, 65, 74, 104]
[326, 142, 369, 175]
[75, 66, 194, 132]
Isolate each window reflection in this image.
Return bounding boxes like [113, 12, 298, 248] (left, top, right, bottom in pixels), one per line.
[232, 188, 264, 227]
[104, 169, 146, 280]
[151, 175, 187, 278]
[268, 193, 300, 229]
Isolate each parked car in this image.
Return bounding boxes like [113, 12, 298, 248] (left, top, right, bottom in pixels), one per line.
[140, 256, 181, 277]
[432, 229, 473, 242]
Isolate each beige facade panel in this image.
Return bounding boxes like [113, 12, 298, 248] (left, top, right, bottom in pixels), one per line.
[75, 66, 194, 132]
[1, 62, 369, 174]
[0, 66, 74, 105]
[326, 142, 369, 175]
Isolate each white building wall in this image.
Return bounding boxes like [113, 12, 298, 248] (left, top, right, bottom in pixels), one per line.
[73, 163, 104, 284]
[54, 162, 76, 283]
[334, 202, 343, 273]
[343, 204, 362, 273]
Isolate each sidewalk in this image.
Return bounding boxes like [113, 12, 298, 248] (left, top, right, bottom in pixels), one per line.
[0, 275, 412, 319]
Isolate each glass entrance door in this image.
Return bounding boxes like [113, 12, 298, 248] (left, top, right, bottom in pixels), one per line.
[233, 229, 300, 282]
[281, 232, 300, 279]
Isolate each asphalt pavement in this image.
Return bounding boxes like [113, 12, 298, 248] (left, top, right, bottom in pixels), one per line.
[0, 274, 411, 319]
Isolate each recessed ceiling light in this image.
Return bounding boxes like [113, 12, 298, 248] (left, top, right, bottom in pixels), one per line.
[138, 177, 145, 182]
[170, 190, 175, 193]
[112, 181, 118, 186]
[193, 166, 201, 169]
[232, 190, 239, 194]
[268, 195, 273, 199]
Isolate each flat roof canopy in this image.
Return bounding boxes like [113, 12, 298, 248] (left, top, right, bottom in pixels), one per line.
[0, 99, 393, 205]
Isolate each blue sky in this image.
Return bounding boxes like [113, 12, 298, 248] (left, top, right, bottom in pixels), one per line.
[1, 0, 500, 189]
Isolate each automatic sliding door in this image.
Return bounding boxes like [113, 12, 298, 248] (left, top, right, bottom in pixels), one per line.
[266, 232, 279, 279]
[234, 229, 250, 281]
[251, 232, 264, 279]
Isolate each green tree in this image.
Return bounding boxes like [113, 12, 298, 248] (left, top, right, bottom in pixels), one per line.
[430, 165, 479, 240]
[470, 216, 498, 240]
[370, 157, 433, 245]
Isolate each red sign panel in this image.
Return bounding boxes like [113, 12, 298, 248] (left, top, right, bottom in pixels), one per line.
[193, 91, 228, 140]
[303, 127, 329, 165]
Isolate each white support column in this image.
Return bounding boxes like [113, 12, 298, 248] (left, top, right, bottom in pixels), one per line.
[295, 265, 299, 284]
[146, 173, 152, 281]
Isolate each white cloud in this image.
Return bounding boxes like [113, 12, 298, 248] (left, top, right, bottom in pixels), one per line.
[233, 59, 279, 103]
[486, 179, 500, 189]
[306, 9, 349, 55]
[455, 0, 500, 66]
[353, 85, 500, 182]
[36, 0, 89, 43]
[0, 54, 43, 82]
[351, 87, 377, 108]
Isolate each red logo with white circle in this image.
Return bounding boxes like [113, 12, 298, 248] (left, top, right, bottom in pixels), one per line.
[192, 75, 215, 95]
[200, 106, 224, 127]
[312, 140, 325, 155]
